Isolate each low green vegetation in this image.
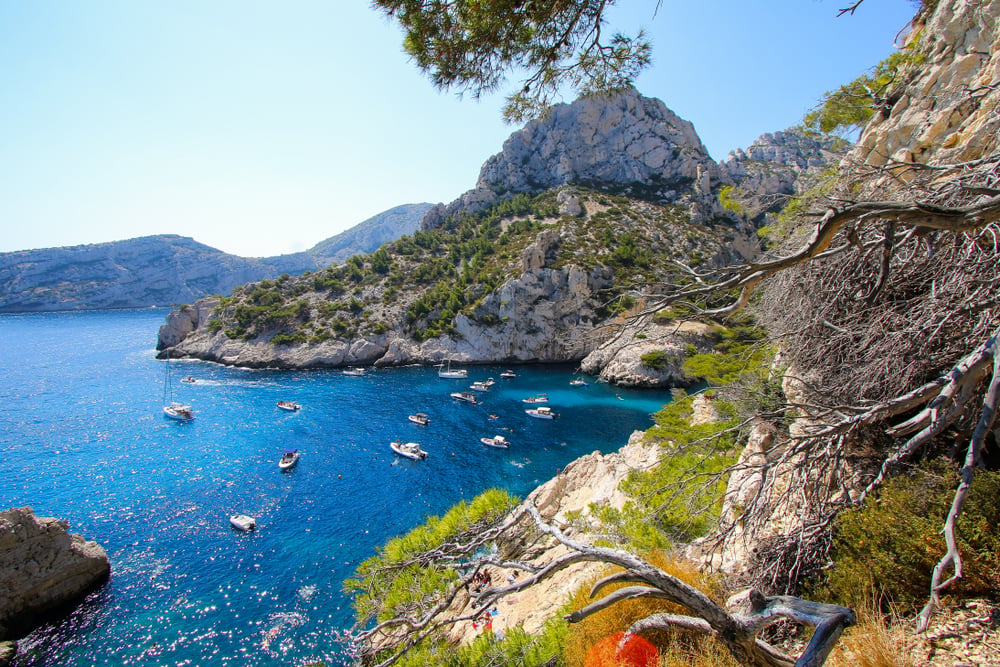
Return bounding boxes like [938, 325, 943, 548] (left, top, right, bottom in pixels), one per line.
[345, 489, 518, 633]
[803, 46, 925, 137]
[206, 186, 735, 347]
[813, 458, 1000, 612]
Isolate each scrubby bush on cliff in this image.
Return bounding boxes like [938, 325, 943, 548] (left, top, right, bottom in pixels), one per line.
[815, 459, 1000, 613]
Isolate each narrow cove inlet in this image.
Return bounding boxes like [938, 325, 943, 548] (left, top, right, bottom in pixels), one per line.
[0, 309, 672, 666]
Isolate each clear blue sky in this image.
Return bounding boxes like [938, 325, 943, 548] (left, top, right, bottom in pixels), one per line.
[0, 0, 917, 258]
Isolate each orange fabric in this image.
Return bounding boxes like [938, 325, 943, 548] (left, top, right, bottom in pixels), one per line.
[584, 632, 658, 667]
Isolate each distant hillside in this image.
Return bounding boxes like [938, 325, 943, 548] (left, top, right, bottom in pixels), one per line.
[0, 204, 431, 312]
[309, 203, 433, 265]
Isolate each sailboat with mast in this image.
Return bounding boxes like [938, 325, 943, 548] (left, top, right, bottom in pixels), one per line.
[162, 358, 194, 421]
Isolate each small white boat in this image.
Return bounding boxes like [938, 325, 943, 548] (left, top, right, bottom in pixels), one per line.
[343, 367, 366, 376]
[450, 391, 479, 404]
[500, 370, 517, 378]
[408, 412, 430, 426]
[163, 402, 195, 421]
[180, 376, 197, 384]
[391, 440, 428, 460]
[480, 435, 509, 449]
[276, 400, 301, 412]
[521, 394, 548, 404]
[279, 449, 301, 470]
[230, 514, 256, 532]
[469, 381, 491, 392]
[570, 377, 589, 387]
[438, 361, 468, 379]
[526, 406, 558, 419]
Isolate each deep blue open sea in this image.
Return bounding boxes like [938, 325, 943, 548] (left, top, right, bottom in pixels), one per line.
[0, 309, 671, 666]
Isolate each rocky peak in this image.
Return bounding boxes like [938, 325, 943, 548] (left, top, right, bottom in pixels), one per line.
[719, 127, 848, 225]
[421, 88, 722, 229]
[722, 128, 844, 180]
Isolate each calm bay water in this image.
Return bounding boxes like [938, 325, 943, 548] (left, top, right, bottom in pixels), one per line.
[0, 309, 671, 666]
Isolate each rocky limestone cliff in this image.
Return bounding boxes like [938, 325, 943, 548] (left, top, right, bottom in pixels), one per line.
[157, 189, 745, 377]
[0, 507, 110, 642]
[698, 0, 1000, 579]
[420, 88, 726, 230]
[720, 128, 848, 225]
[580, 319, 718, 387]
[851, 0, 1000, 167]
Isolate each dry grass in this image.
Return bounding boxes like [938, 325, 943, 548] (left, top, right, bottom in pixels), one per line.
[561, 551, 728, 667]
[826, 603, 915, 667]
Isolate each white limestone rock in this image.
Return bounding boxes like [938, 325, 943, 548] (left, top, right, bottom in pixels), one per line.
[0, 507, 110, 641]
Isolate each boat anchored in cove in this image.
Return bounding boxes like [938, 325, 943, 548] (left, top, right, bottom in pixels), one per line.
[391, 440, 428, 460]
[161, 359, 194, 421]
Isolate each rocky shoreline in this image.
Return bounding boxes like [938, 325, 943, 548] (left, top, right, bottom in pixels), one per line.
[0, 507, 110, 665]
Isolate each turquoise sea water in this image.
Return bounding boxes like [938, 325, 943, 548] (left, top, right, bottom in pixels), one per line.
[0, 310, 672, 666]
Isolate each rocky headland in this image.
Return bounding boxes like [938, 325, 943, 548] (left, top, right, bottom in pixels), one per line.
[0, 507, 110, 663]
[156, 88, 832, 385]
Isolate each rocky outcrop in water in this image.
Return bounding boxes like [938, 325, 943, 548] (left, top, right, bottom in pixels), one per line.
[0, 507, 109, 642]
[580, 319, 718, 387]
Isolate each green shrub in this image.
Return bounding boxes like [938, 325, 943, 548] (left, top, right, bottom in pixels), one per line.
[346, 489, 518, 637]
[271, 332, 307, 346]
[593, 393, 740, 550]
[640, 349, 672, 371]
[816, 458, 1000, 612]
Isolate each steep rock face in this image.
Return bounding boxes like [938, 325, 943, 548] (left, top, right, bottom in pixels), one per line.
[158, 259, 615, 367]
[701, 0, 1000, 577]
[0, 507, 110, 641]
[852, 0, 1000, 167]
[421, 88, 724, 229]
[0, 235, 314, 312]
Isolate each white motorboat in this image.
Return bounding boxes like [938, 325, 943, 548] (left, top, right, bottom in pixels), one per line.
[276, 400, 301, 412]
[469, 381, 490, 392]
[437, 361, 468, 379]
[230, 514, 256, 532]
[343, 367, 366, 376]
[526, 406, 558, 419]
[480, 435, 509, 449]
[569, 377, 589, 387]
[450, 391, 479, 404]
[279, 449, 301, 470]
[500, 370, 517, 378]
[180, 376, 197, 384]
[521, 394, 548, 404]
[408, 412, 430, 426]
[163, 402, 194, 421]
[391, 440, 428, 460]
